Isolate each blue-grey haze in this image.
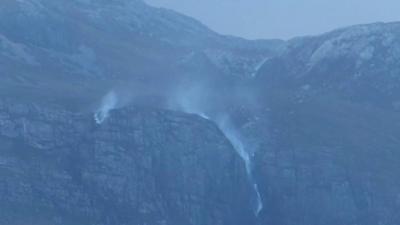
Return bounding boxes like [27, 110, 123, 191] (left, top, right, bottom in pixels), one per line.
[145, 0, 400, 39]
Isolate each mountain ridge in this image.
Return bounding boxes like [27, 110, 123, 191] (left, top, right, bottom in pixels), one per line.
[2, 1, 400, 225]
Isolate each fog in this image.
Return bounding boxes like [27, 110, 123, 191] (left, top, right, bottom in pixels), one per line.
[145, 0, 400, 39]
[94, 91, 118, 124]
[3, 0, 400, 224]
[94, 76, 265, 215]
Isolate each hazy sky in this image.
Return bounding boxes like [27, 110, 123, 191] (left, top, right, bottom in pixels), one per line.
[144, 0, 400, 40]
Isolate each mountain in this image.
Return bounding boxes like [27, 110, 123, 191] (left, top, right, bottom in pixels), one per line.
[251, 22, 400, 225]
[0, 1, 279, 224]
[2, 0, 400, 225]
[257, 22, 400, 108]
[0, 99, 255, 225]
[0, 0, 283, 109]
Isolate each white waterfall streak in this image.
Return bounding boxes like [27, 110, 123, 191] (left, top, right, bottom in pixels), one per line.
[254, 183, 263, 216]
[94, 91, 118, 124]
[217, 118, 263, 216]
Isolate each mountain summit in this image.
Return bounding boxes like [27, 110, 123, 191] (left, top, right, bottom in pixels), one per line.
[1, 1, 400, 225]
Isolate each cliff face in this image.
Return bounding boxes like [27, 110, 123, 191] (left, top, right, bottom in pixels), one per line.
[252, 93, 400, 225]
[249, 22, 400, 225]
[0, 0, 283, 113]
[3, 0, 400, 224]
[0, 100, 254, 225]
[256, 22, 400, 109]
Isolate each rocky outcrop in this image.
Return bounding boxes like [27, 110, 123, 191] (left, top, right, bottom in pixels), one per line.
[249, 22, 400, 225]
[0, 0, 282, 83]
[0, 0, 283, 112]
[3, 0, 400, 224]
[0, 100, 255, 225]
[256, 22, 400, 109]
[251, 92, 400, 225]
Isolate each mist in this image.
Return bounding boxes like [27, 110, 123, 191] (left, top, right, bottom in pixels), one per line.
[93, 74, 266, 215]
[94, 91, 118, 124]
[145, 0, 400, 39]
[4, 0, 400, 224]
[216, 115, 263, 216]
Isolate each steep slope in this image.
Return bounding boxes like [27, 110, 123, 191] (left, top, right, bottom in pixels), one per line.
[0, 0, 283, 110]
[250, 22, 400, 225]
[0, 1, 283, 224]
[257, 22, 400, 109]
[5, 1, 400, 225]
[0, 99, 255, 225]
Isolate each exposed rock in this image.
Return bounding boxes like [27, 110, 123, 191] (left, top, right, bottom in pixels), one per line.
[251, 22, 400, 225]
[0, 100, 255, 225]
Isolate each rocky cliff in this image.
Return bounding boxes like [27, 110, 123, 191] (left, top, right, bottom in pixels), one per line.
[2, 0, 400, 225]
[250, 22, 400, 225]
[0, 99, 255, 225]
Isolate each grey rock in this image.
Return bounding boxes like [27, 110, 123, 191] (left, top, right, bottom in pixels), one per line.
[0, 100, 255, 225]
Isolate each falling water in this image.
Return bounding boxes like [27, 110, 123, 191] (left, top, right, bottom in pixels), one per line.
[218, 119, 263, 216]
[254, 183, 263, 215]
[94, 91, 118, 124]
[164, 87, 264, 216]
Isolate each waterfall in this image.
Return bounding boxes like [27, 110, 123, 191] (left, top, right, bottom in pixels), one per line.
[217, 118, 263, 216]
[94, 91, 118, 124]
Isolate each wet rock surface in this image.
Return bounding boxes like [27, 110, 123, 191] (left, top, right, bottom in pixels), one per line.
[0, 100, 254, 225]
